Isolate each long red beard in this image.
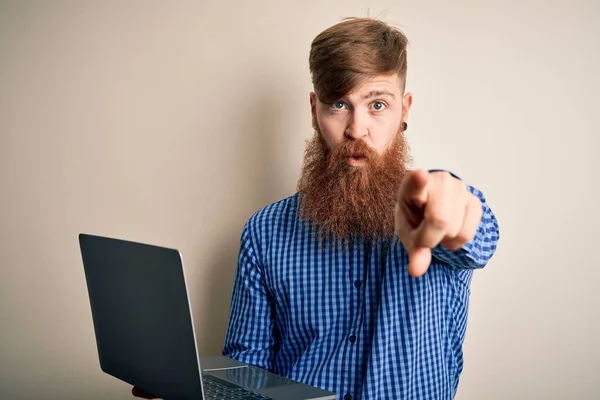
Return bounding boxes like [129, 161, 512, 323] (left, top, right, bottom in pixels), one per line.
[297, 127, 411, 245]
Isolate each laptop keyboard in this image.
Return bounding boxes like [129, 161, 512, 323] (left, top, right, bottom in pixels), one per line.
[202, 373, 275, 400]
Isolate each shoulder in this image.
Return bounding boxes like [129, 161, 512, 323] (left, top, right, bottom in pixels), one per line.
[241, 193, 300, 252]
[245, 193, 299, 231]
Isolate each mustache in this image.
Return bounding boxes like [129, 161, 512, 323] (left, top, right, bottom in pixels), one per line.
[330, 139, 379, 162]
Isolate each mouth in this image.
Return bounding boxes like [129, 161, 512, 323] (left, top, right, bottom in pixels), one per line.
[347, 154, 367, 166]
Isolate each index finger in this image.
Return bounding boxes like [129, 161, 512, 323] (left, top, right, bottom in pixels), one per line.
[395, 203, 431, 278]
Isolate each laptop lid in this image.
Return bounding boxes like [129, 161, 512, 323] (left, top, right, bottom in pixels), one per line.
[78, 233, 205, 399]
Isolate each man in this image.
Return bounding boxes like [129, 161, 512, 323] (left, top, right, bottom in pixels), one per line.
[134, 17, 499, 400]
[220, 17, 499, 400]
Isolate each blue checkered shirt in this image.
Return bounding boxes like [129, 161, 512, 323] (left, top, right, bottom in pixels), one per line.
[222, 181, 500, 399]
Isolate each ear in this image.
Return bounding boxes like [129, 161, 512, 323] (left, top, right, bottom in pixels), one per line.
[310, 92, 317, 114]
[402, 92, 413, 124]
[310, 92, 319, 130]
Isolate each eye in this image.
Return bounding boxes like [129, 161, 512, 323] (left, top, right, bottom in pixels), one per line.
[371, 101, 386, 111]
[331, 101, 346, 110]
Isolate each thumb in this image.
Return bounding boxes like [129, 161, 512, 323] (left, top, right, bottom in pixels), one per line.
[407, 246, 432, 278]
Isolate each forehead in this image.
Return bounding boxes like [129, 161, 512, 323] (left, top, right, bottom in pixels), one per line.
[345, 74, 403, 100]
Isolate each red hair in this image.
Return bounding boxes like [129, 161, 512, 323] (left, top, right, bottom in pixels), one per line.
[309, 17, 409, 104]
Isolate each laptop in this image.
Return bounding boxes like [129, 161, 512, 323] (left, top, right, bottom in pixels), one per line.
[78, 233, 336, 400]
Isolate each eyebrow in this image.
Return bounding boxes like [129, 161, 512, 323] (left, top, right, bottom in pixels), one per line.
[362, 90, 396, 100]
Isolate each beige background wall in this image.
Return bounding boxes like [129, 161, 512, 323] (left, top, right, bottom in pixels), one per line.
[1, 1, 598, 399]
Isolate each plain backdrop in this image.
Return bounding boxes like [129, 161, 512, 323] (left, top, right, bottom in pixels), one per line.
[1, 1, 598, 399]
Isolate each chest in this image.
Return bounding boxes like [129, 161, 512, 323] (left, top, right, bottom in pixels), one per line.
[263, 238, 415, 330]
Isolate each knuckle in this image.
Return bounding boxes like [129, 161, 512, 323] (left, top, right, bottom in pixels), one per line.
[427, 215, 449, 230]
[442, 239, 462, 251]
[456, 228, 474, 244]
[439, 171, 452, 184]
[448, 225, 462, 238]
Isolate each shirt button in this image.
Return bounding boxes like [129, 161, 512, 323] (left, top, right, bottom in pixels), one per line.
[353, 280, 362, 288]
[348, 334, 357, 343]
[344, 394, 352, 400]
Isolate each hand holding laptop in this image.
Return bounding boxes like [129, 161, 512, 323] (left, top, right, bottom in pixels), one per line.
[132, 386, 158, 399]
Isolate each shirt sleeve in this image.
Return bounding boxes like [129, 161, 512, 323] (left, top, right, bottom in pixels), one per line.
[222, 222, 277, 370]
[428, 170, 500, 269]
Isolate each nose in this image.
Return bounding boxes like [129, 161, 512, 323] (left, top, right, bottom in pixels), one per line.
[344, 110, 368, 140]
